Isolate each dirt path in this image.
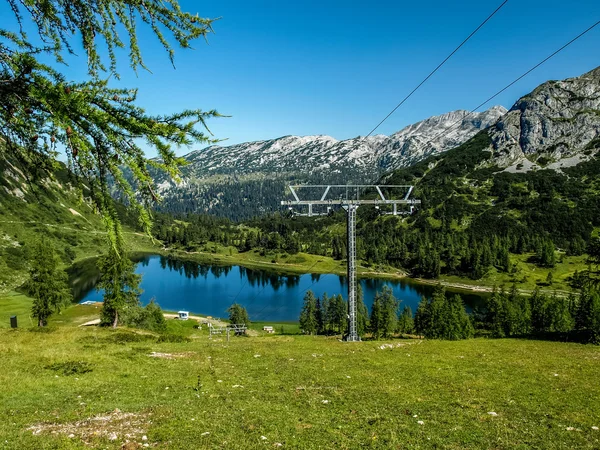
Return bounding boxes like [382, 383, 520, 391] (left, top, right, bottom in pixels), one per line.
[79, 313, 227, 327]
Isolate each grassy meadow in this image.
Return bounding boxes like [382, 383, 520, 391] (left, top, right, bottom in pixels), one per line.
[0, 302, 599, 449]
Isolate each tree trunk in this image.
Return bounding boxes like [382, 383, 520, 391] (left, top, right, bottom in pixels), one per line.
[112, 310, 118, 329]
[38, 318, 44, 327]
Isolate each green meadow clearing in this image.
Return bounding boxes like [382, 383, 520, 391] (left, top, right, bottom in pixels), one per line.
[0, 303, 599, 449]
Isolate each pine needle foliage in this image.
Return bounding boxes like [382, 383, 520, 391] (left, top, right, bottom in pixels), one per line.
[299, 291, 318, 335]
[227, 303, 250, 326]
[0, 0, 221, 244]
[369, 286, 399, 339]
[414, 285, 474, 340]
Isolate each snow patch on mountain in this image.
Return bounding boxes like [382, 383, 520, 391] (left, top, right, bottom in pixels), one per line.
[173, 106, 506, 184]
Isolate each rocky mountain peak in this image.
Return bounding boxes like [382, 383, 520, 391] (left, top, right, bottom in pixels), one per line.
[172, 106, 506, 182]
[151, 106, 506, 218]
[489, 66, 600, 170]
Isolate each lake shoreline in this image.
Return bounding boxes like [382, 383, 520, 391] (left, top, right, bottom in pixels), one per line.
[154, 248, 568, 297]
[73, 247, 571, 300]
[75, 253, 489, 321]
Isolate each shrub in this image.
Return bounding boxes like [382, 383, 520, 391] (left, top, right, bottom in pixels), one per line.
[123, 300, 167, 333]
[415, 286, 473, 340]
[45, 361, 93, 376]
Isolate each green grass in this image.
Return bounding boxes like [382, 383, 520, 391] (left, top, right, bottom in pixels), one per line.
[163, 247, 351, 278]
[0, 291, 33, 328]
[438, 252, 589, 295]
[1, 317, 600, 449]
[249, 321, 301, 335]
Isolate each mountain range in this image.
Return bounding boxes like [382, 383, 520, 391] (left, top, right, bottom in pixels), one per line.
[154, 106, 507, 219]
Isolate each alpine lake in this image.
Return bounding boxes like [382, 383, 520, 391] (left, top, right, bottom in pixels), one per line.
[70, 254, 487, 322]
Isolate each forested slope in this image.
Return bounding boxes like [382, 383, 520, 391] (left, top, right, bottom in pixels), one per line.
[152, 67, 600, 291]
[0, 158, 151, 293]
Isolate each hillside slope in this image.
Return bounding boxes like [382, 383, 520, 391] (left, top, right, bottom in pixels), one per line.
[0, 158, 153, 293]
[488, 66, 600, 170]
[376, 66, 600, 287]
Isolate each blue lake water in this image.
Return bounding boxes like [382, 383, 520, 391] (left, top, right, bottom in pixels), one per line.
[77, 254, 486, 322]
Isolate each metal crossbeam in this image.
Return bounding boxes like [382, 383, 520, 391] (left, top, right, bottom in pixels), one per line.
[283, 199, 419, 206]
[281, 185, 420, 342]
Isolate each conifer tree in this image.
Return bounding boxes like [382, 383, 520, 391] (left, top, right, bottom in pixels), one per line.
[575, 286, 600, 342]
[415, 285, 444, 338]
[497, 244, 511, 273]
[546, 293, 574, 333]
[415, 285, 473, 340]
[97, 227, 142, 328]
[1, 1, 220, 248]
[299, 291, 318, 335]
[315, 296, 324, 334]
[448, 294, 474, 339]
[370, 294, 383, 340]
[529, 288, 548, 333]
[378, 286, 399, 338]
[509, 284, 531, 335]
[397, 305, 415, 335]
[538, 240, 556, 268]
[320, 292, 330, 334]
[227, 303, 250, 325]
[332, 294, 347, 334]
[488, 287, 509, 338]
[356, 284, 369, 337]
[26, 239, 72, 327]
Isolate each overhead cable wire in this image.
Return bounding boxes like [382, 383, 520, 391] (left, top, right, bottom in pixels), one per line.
[363, 0, 509, 139]
[230, 1, 513, 319]
[415, 19, 600, 155]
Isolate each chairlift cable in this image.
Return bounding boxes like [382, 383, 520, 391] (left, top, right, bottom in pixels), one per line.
[414, 19, 600, 158]
[363, 0, 509, 139]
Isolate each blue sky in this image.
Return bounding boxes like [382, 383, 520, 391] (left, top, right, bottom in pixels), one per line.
[2, 0, 600, 156]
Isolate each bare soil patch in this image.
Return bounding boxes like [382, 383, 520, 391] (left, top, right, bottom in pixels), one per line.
[27, 408, 154, 447]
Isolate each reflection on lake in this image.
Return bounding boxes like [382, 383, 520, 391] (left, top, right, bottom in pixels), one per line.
[76, 254, 486, 322]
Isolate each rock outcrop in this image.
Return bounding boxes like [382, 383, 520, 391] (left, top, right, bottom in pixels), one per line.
[155, 106, 506, 192]
[488, 66, 600, 170]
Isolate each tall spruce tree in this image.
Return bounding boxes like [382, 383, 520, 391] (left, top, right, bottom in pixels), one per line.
[315, 296, 324, 335]
[26, 239, 72, 327]
[575, 286, 600, 342]
[509, 284, 531, 336]
[415, 285, 473, 340]
[448, 294, 474, 339]
[378, 286, 399, 338]
[97, 229, 142, 328]
[546, 293, 574, 333]
[332, 294, 347, 334]
[488, 287, 509, 338]
[299, 291, 318, 335]
[356, 284, 369, 337]
[320, 292, 330, 334]
[370, 294, 383, 340]
[397, 305, 415, 335]
[530, 288, 549, 334]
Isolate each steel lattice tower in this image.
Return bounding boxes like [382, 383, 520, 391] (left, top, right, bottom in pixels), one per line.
[281, 185, 420, 342]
